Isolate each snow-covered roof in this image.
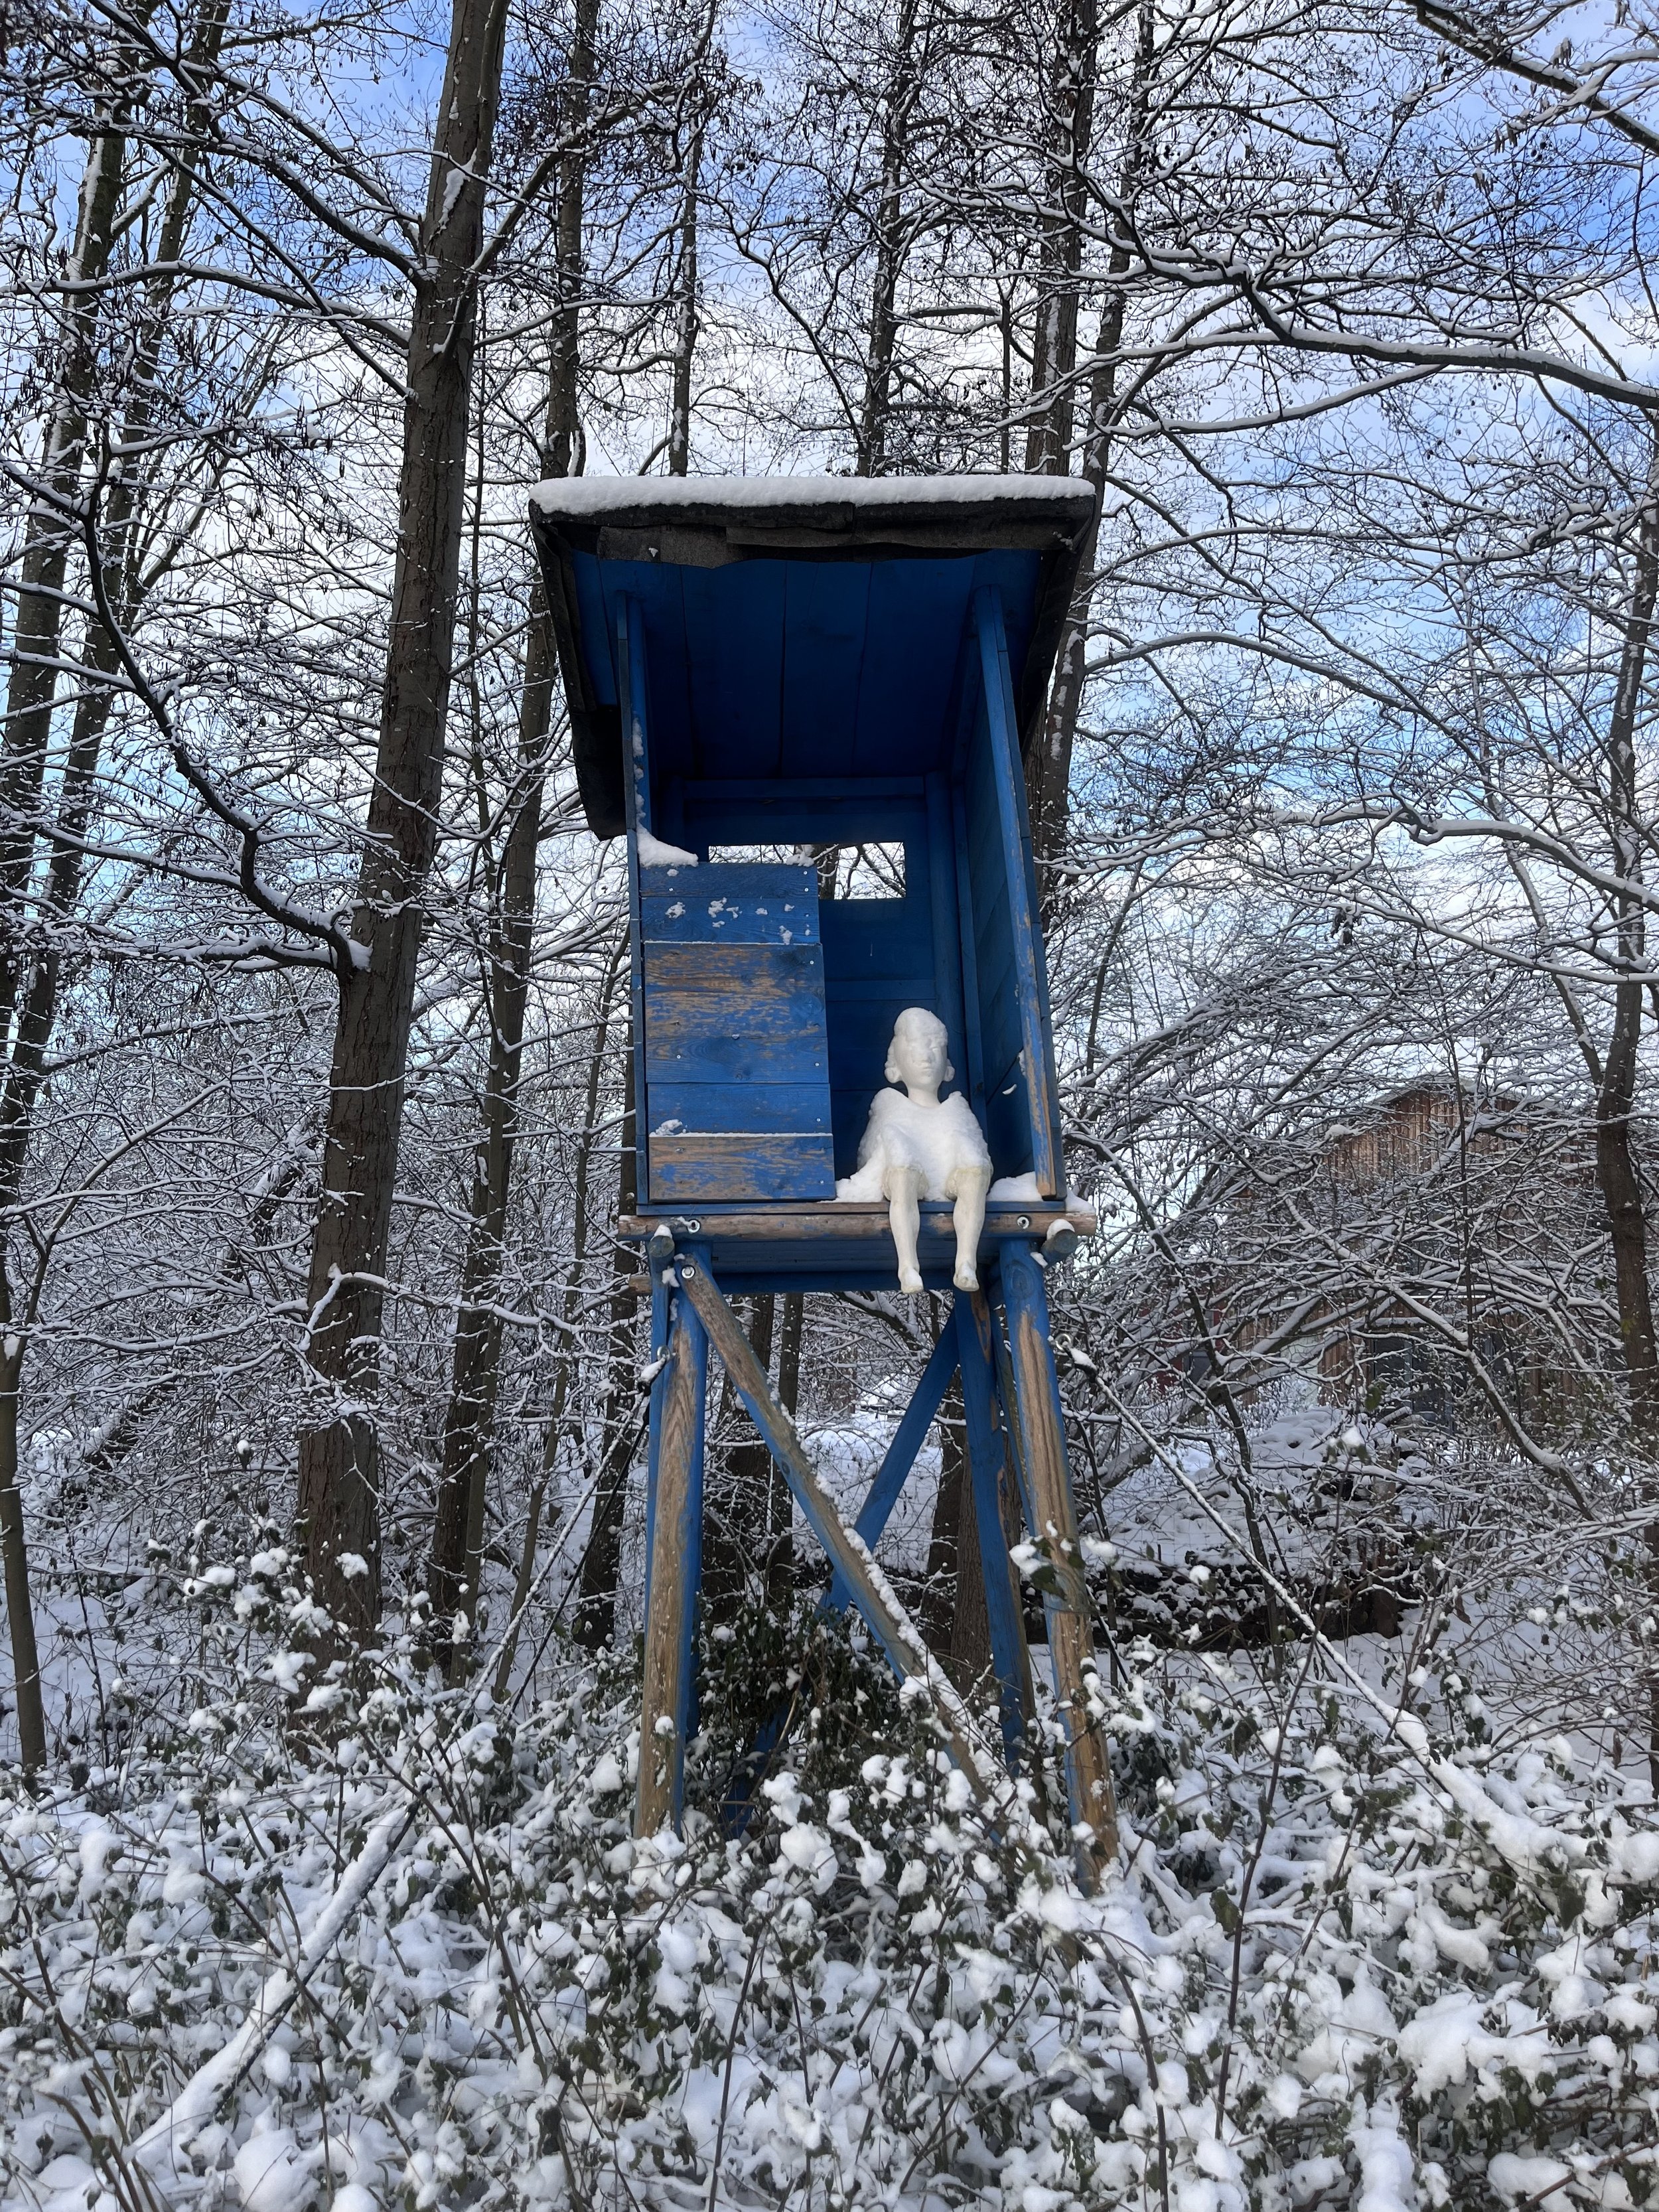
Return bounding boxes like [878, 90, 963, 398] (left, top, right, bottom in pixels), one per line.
[529, 473, 1096, 523]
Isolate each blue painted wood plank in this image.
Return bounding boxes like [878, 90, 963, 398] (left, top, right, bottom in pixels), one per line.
[853, 558, 975, 778]
[642, 861, 820, 955]
[958, 1289, 1032, 1766]
[952, 776, 985, 1115]
[826, 1315, 959, 1613]
[571, 552, 617, 705]
[595, 563, 696, 783]
[644, 859, 818, 902]
[681, 561, 786, 779]
[624, 592, 655, 838]
[642, 893, 818, 948]
[680, 775, 928, 806]
[645, 980, 829, 1039]
[645, 1031, 830, 1086]
[784, 561, 872, 778]
[644, 942, 826, 996]
[650, 1080, 831, 1135]
[974, 589, 1062, 1197]
[650, 1134, 836, 1202]
[926, 771, 970, 1100]
[618, 599, 652, 1209]
[820, 898, 932, 982]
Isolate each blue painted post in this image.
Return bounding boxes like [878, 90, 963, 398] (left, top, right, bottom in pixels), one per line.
[998, 1242, 1117, 1876]
[636, 1286, 706, 1836]
[618, 597, 650, 1207]
[619, 593, 654, 838]
[956, 1289, 1033, 1765]
[973, 587, 1063, 1199]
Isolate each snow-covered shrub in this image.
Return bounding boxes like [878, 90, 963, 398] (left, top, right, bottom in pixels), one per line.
[1, 1587, 1657, 2212]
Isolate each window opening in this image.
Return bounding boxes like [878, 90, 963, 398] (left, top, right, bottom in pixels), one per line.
[816, 842, 906, 900]
[703, 842, 906, 899]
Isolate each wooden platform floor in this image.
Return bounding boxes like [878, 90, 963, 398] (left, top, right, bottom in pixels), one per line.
[618, 1199, 1096, 1293]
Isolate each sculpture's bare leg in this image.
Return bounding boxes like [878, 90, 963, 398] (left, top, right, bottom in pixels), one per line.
[948, 1165, 991, 1292]
[884, 1165, 927, 1294]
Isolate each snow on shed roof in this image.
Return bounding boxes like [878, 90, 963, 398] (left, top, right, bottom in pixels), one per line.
[529, 472, 1096, 525]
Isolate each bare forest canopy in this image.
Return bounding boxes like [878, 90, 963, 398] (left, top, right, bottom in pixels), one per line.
[6, 0, 1659, 2204]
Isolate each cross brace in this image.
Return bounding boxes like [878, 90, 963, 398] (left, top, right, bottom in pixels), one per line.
[635, 1241, 1116, 1886]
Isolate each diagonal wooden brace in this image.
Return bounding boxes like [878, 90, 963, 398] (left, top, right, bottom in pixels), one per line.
[674, 1246, 1020, 1817]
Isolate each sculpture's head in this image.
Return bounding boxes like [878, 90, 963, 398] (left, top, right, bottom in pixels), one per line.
[885, 1007, 952, 1093]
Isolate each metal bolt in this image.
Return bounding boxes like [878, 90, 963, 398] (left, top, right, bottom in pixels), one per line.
[1017, 1215, 1031, 1230]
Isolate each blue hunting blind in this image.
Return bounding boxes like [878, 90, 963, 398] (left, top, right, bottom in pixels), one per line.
[530, 477, 1115, 1878]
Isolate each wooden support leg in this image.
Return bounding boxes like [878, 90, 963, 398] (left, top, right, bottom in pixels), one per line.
[636, 1288, 706, 1838]
[957, 1290, 1034, 1765]
[998, 1243, 1118, 1880]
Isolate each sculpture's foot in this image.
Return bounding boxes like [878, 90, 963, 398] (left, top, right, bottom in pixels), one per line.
[898, 1266, 924, 1295]
[953, 1260, 979, 1292]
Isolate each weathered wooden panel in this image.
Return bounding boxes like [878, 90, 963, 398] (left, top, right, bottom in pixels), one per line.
[650, 1079, 831, 1135]
[649, 1132, 836, 1201]
[641, 861, 820, 947]
[642, 861, 833, 1200]
[644, 1029, 830, 1088]
[646, 941, 825, 994]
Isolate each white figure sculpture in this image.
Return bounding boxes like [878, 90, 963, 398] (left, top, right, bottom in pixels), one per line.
[836, 1008, 992, 1295]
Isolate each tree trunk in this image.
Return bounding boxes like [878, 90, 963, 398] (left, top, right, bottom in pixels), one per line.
[571, 1008, 640, 1651]
[1584, 463, 1659, 1783]
[545, 0, 599, 480]
[0, 1295, 42, 1774]
[491, 934, 622, 1699]
[856, 0, 920, 477]
[425, 680, 547, 1668]
[668, 111, 703, 477]
[1021, 0, 1098, 480]
[0, 106, 127, 1038]
[0, 8, 219, 1777]
[297, 0, 511, 1644]
[1024, 0, 1153, 900]
[428, 0, 603, 1657]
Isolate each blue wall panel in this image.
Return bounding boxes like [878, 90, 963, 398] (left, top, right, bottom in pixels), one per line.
[640, 861, 834, 1199]
[784, 563, 871, 778]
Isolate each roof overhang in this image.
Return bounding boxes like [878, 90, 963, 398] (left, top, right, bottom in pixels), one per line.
[528, 474, 1096, 838]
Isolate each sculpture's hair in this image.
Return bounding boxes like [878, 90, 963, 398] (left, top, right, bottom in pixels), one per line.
[885, 1006, 953, 1088]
